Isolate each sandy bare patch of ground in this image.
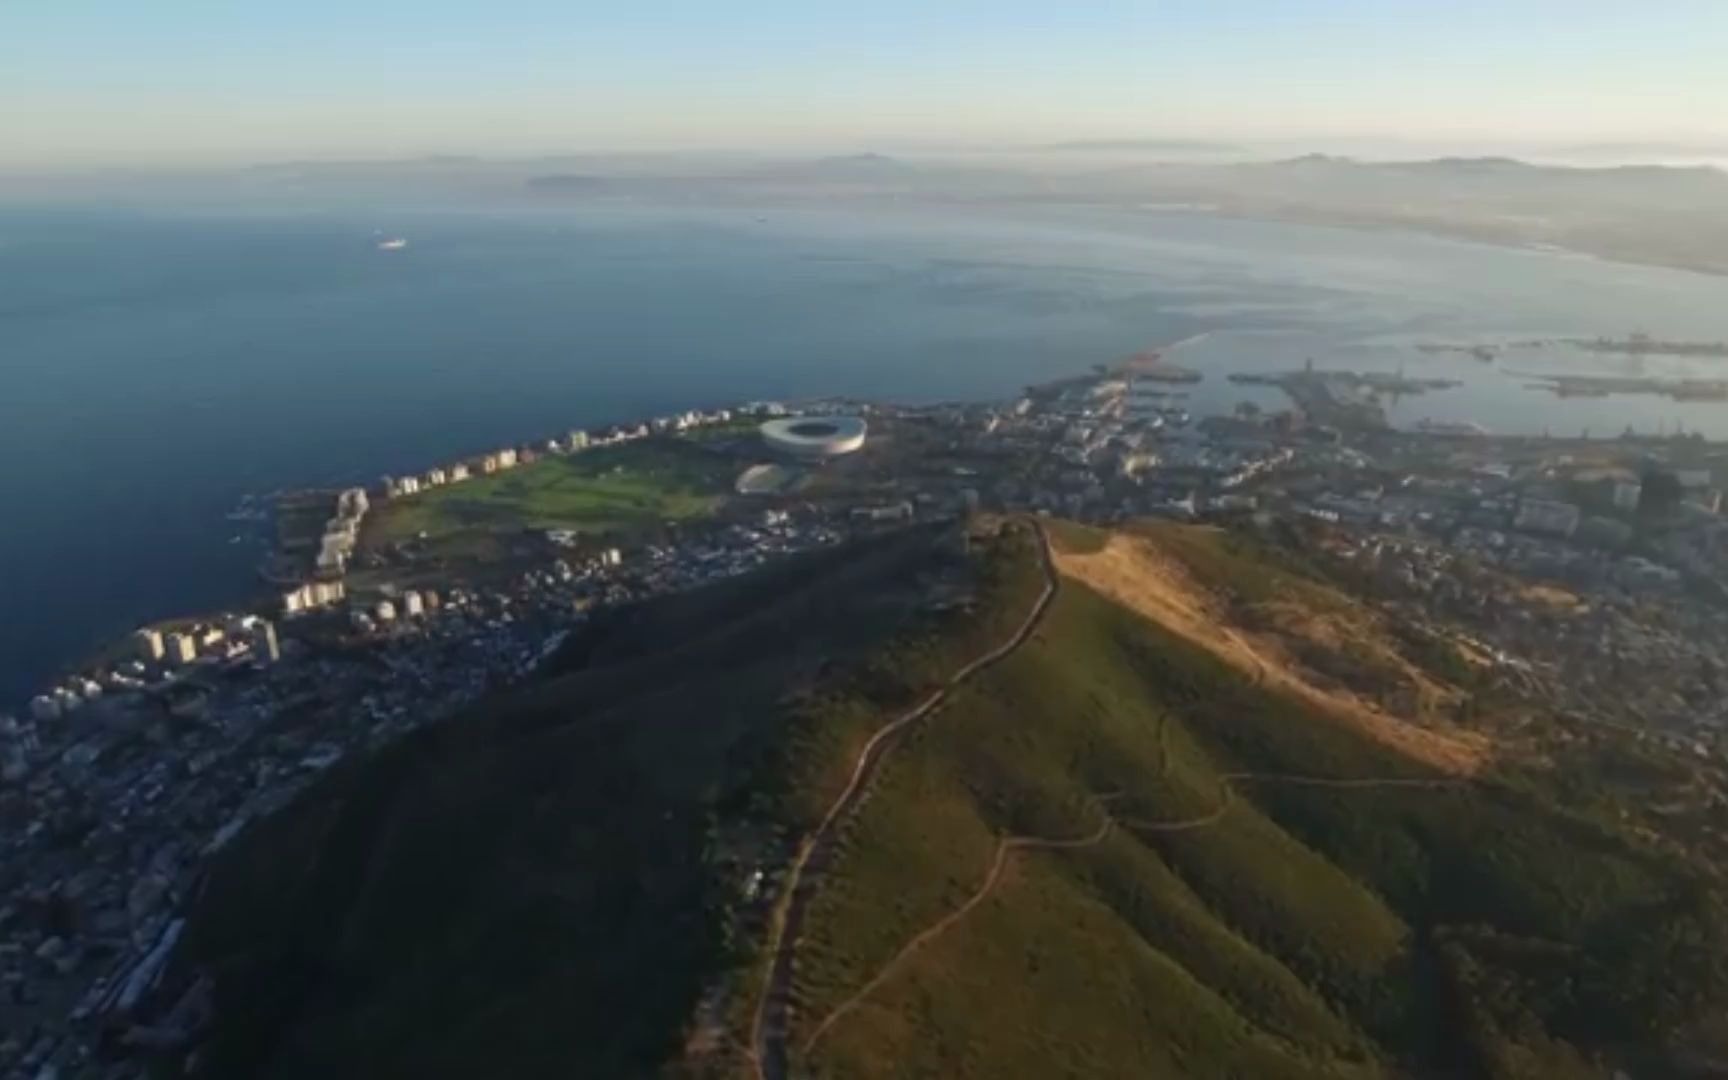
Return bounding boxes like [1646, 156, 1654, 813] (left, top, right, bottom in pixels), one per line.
[1054, 532, 1490, 776]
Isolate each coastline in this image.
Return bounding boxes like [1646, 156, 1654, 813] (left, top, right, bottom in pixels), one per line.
[9, 199, 1728, 710]
[1113, 199, 1728, 279]
[3, 396, 831, 720]
[15, 334, 1728, 718]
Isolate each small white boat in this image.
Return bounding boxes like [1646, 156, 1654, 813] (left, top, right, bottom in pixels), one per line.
[376, 237, 408, 251]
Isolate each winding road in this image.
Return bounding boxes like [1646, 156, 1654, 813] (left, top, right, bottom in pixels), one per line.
[747, 520, 1060, 1080]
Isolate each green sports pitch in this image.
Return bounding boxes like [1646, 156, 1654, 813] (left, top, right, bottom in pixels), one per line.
[366, 440, 734, 545]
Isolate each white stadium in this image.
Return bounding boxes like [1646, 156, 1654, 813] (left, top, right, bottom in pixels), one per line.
[759, 415, 868, 459]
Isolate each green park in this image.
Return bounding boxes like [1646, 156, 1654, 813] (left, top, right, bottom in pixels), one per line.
[365, 440, 736, 547]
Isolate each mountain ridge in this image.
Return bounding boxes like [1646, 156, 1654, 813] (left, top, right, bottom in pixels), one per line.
[168, 517, 1728, 1078]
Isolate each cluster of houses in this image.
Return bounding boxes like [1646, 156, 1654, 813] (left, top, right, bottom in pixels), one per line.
[20, 617, 282, 726]
[350, 587, 442, 635]
[313, 487, 370, 577]
[1049, 412, 1297, 494]
[280, 580, 348, 616]
[14, 399, 806, 753]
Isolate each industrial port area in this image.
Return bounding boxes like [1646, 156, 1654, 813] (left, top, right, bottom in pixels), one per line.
[14, 341, 1728, 1076]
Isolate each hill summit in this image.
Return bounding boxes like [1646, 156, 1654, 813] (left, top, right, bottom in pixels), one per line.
[174, 518, 1728, 1078]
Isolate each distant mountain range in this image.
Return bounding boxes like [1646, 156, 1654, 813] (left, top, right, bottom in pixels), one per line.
[113, 145, 1720, 278]
[742, 151, 919, 181]
[520, 149, 1728, 192]
[1268, 152, 1726, 179]
[1558, 140, 1728, 158]
[517, 151, 1728, 275]
[1042, 137, 1244, 154]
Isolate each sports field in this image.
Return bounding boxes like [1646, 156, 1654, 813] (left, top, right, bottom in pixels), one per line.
[366, 440, 732, 545]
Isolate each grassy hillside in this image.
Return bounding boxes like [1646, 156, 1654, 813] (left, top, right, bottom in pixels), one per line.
[773, 521, 1728, 1079]
[174, 517, 1728, 1079]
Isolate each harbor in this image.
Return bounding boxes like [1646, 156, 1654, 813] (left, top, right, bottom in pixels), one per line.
[1518, 373, 1728, 402]
[1568, 332, 1728, 359]
[1226, 362, 1463, 431]
[1416, 331, 1728, 363]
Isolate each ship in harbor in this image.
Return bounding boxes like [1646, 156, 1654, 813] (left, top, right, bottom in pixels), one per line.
[1116, 342, 1204, 384]
[1416, 342, 1500, 362]
[1569, 331, 1728, 358]
[1420, 333, 1728, 361]
[1519, 372, 1728, 402]
[1415, 418, 1489, 437]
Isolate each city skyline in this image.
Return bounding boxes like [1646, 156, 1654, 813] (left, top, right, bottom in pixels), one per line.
[5, 1, 1728, 169]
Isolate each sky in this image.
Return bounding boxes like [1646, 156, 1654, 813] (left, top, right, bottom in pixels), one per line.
[3, 1, 1728, 168]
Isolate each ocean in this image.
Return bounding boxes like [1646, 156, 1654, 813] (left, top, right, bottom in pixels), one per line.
[5, 199, 1728, 706]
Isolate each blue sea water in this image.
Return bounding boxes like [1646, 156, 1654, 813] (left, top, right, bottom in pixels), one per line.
[5, 199, 1728, 706]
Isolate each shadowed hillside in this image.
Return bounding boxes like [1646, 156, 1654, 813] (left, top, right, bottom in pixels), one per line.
[173, 521, 1000, 1079]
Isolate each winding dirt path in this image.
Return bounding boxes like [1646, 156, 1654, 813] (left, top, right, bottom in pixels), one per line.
[751, 522, 1468, 1073]
[796, 797, 1120, 1058]
[798, 771, 1463, 1060]
[747, 521, 1060, 1080]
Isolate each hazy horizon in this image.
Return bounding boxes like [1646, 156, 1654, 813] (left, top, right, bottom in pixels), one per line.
[9, 137, 1728, 178]
[6, 2, 1727, 171]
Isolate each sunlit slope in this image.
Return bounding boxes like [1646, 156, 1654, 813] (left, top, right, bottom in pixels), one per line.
[779, 521, 1728, 1079]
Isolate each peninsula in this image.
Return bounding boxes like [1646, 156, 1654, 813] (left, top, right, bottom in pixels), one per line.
[11, 353, 1728, 1077]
